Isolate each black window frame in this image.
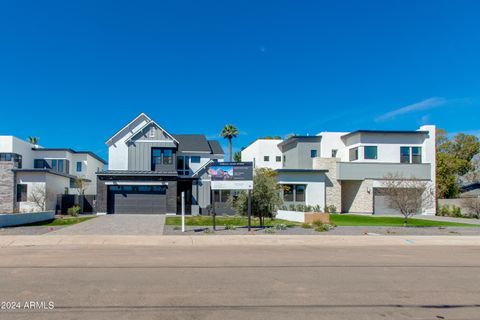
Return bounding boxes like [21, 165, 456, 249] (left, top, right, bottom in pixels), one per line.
[412, 147, 422, 164]
[276, 156, 281, 162]
[191, 156, 201, 163]
[264, 156, 270, 162]
[310, 149, 318, 158]
[331, 149, 338, 158]
[400, 146, 411, 164]
[76, 161, 82, 172]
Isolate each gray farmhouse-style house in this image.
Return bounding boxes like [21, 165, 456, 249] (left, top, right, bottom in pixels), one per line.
[96, 113, 225, 215]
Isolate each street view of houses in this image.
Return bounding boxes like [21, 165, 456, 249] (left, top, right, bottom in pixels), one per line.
[1, 1, 480, 320]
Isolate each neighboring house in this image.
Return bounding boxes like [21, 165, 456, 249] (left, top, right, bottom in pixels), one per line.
[241, 125, 436, 215]
[460, 182, 480, 198]
[0, 136, 106, 213]
[96, 113, 225, 215]
[241, 138, 283, 169]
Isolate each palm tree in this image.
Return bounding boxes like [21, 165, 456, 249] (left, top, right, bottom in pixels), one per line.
[220, 124, 239, 161]
[28, 136, 39, 148]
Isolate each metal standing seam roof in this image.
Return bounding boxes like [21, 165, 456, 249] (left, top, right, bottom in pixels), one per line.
[172, 134, 224, 154]
[97, 170, 178, 176]
[207, 140, 225, 154]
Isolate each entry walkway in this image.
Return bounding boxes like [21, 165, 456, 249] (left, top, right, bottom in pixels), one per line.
[50, 214, 166, 235]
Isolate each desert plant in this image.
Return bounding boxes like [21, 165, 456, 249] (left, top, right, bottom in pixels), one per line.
[275, 224, 288, 230]
[312, 205, 322, 212]
[315, 223, 335, 232]
[301, 223, 312, 229]
[224, 224, 236, 230]
[67, 205, 81, 217]
[324, 205, 337, 213]
[264, 228, 276, 234]
[288, 204, 296, 211]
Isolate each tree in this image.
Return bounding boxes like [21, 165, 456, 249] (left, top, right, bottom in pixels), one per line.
[72, 177, 90, 196]
[230, 168, 282, 226]
[461, 197, 480, 219]
[436, 130, 480, 198]
[28, 136, 39, 147]
[233, 151, 242, 162]
[220, 124, 239, 162]
[28, 184, 50, 212]
[382, 173, 434, 226]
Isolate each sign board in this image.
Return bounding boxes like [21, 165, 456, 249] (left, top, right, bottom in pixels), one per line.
[208, 162, 253, 190]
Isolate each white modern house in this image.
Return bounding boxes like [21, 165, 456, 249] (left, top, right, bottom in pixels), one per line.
[241, 138, 283, 169]
[0, 136, 106, 213]
[241, 125, 436, 215]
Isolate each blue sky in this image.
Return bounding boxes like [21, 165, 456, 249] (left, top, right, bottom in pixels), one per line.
[1, 0, 479, 160]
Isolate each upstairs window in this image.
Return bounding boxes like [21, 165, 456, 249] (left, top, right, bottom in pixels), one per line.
[349, 147, 359, 161]
[163, 149, 173, 165]
[331, 149, 338, 158]
[364, 146, 378, 160]
[400, 147, 410, 163]
[264, 156, 270, 162]
[191, 156, 201, 163]
[412, 147, 422, 164]
[76, 161, 82, 172]
[310, 150, 318, 158]
[276, 156, 281, 162]
[177, 156, 190, 175]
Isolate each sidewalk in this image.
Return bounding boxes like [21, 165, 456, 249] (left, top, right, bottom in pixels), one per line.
[1, 235, 480, 247]
[412, 215, 480, 225]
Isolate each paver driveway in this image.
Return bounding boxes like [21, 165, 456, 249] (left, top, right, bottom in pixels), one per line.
[50, 214, 166, 235]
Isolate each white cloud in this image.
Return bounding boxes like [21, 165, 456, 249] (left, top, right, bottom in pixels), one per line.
[375, 97, 448, 122]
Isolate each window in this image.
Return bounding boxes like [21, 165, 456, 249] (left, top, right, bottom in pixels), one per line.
[331, 149, 338, 158]
[51, 159, 57, 171]
[412, 147, 422, 164]
[1, 153, 23, 168]
[276, 156, 281, 162]
[58, 160, 64, 173]
[364, 146, 378, 160]
[295, 185, 306, 202]
[400, 147, 411, 163]
[283, 185, 294, 202]
[163, 149, 173, 165]
[76, 161, 82, 172]
[282, 184, 307, 203]
[191, 156, 201, 163]
[34, 159, 48, 169]
[177, 156, 190, 175]
[283, 155, 286, 163]
[349, 147, 359, 161]
[151, 149, 162, 171]
[264, 156, 270, 162]
[310, 149, 318, 158]
[16, 184, 27, 202]
[214, 190, 231, 203]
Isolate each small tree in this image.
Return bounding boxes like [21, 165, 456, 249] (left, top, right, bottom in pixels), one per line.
[28, 184, 49, 211]
[72, 177, 90, 196]
[461, 197, 480, 219]
[230, 168, 282, 226]
[382, 173, 434, 226]
[28, 136, 40, 148]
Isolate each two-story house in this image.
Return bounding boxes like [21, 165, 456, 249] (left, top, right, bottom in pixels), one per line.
[241, 125, 436, 215]
[0, 136, 106, 213]
[96, 113, 224, 215]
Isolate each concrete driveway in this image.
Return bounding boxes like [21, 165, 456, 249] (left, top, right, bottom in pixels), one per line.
[50, 214, 166, 235]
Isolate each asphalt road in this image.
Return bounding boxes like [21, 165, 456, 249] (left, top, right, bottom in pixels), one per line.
[0, 243, 479, 320]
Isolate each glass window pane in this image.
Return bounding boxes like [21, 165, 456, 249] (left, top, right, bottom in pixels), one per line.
[58, 160, 64, 172]
[412, 147, 422, 164]
[400, 147, 410, 163]
[310, 150, 317, 158]
[276, 156, 281, 162]
[295, 185, 306, 202]
[264, 156, 269, 161]
[349, 148, 358, 161]
[184, 156, 190, 170]
[364, 146, 377, 160]
[51, 160, 57, 170]
[191, 156, 201, 163]
[283, 185, 294, 202]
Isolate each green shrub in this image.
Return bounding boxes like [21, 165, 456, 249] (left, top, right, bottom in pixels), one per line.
[173, 226, 181, 231]
[452, 206, 462, 217]
[275, 224, 287, 230]
[301, 223, 312, 229]
[264, 228, 276, 234]
[315, 223, 335, 232]
[312, 220, 324, 227]
[224, 224, 236, 230]
[203, 228, 214, 234]
[67, 205, 81, 217]
[324, 205, 337, 213]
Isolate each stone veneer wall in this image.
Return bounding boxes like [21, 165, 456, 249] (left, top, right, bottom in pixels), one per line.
[313, 158, 341, 212]
[0, 162, 15, 213]
[341, 179, 373, 213]
[96, 178, 107, 213]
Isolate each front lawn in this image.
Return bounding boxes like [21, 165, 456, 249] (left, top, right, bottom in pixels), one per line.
[17, 216, 96, 227]
[330, 214, 477, 227]
[165, 216, 301, 227]
[166, 214, 478, 228]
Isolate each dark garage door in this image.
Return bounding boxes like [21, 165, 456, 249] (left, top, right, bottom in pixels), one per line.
[108, 185, 167, 214]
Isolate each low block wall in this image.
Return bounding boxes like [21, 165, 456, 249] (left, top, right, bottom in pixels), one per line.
[0, 211, 55, 228]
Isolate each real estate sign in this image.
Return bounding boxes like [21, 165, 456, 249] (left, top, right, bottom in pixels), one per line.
[208, 162, 253, 190]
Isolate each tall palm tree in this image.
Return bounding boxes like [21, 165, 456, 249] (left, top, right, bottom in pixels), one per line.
[28, 136, 39, 147]
[220, 124, 239, 161]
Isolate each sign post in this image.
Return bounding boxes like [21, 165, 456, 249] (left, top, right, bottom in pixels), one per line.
[208, 162, 254, 230]
[181, 191, 185, 232]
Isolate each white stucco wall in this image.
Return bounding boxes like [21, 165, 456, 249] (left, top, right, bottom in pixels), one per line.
[318, 132, 347, 159]
[241, 139, 283, 169]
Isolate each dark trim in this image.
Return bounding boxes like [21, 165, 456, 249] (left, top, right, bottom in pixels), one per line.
[341, 130, 429, 139]
[32, 148, 107, 164]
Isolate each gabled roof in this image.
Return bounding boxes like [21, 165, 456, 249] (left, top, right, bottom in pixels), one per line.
[207, 140, 224, 155]
[125, 120, 179, 144]
[173, 134, 212, 153]
[106, 113, 152, 144]
[341, 130, 429, 139]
